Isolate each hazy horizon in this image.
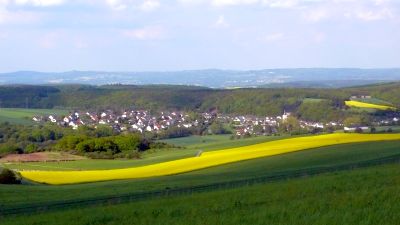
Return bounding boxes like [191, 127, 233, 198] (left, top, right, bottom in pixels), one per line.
[1, 0, 399, 72]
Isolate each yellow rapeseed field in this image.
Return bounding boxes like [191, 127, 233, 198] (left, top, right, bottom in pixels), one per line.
[345, 100, 396, 110]
[20, 133, 400, 185]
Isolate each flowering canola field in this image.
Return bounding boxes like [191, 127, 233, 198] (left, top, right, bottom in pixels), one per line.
[345, 100, 396, 111]
[20, 133, 400, 185]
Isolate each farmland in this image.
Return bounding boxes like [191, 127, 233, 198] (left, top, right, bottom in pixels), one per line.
[1, 139, 400, 211]
[2, 135, 284, 171]
[2, 163, 400, 225]
[0, 108, 68, 125]
[2, 131, 400, 224]
[345, 100, 397, 111]
[19, 133, 400, 184]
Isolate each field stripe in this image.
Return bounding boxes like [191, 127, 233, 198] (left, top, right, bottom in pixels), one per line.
[345, 100, 397, 110]
[20, 133, 400, 185]
[4, 154, 400, 216]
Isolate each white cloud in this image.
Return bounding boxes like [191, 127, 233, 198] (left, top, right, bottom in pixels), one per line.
[212, 0, 258, 7]
[192, 0, 325, 8]
[0, 8, 41, 24]
[261, 0, 301, 8]
[177, 0, 205, 4]
[214, 15, 229, 28]
[14, 0, 64, 7]
[122, 26, 165, 40]
[303, 8, 329, 22]
[355, 8, 394, 21]
[104, 0, 161, 11]
[139, 0, 160, 11]
[105, 0, 127, 10]
[260, 32, 285, 42]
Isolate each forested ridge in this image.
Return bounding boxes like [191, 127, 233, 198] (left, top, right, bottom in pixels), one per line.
[0, 83, 399, 118]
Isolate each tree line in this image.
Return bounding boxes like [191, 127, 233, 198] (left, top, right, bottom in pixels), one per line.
[0, 123, 174, 159]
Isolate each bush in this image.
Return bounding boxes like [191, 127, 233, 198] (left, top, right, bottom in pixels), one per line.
[25, 143, 39, 153]
[85, 151, 115, 159]
[370, 127, 376, 133]
[114, 151, 141, 159]
[355, 127, 364, 133]
[56, 135, 88, 150]
[0, 168, 21, 184]
[0, 143, 22, 157]
[149, 142, 177, 149]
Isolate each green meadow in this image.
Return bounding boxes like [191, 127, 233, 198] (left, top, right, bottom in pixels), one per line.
[2, 163, 400, 225]
[1, 140, 400, 211]
[0, 108, 69, 125]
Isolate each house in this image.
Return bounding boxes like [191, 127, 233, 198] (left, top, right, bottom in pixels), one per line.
[48, 115, 57, 123]
[69, 121, 78, 130]
[344, 126, 369, 132]
[350, 95, 371, 99]
[282, 111, 291, 121]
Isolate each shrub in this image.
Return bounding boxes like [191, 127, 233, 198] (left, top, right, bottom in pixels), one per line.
[25, 143, 39, 153]
[0, 168, 21, 184]
[355, 127, 364, 133]
[0, 143, 22, 157]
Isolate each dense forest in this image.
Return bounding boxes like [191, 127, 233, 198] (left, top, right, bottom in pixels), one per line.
[0, 82, 399, 119]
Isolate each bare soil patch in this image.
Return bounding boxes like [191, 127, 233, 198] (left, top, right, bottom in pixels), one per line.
[0, 152, 85, 163]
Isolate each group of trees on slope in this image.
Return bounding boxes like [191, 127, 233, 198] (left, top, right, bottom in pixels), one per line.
[0, 123, 173, 159]
[0, 83, 399, 129]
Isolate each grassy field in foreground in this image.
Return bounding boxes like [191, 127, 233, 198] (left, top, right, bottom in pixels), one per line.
[162, 134, 287, 150]
[2, 135, 286, 171]
[0, 108, 69, 125]
[1, 140, 400, 210]
[19, 134, 400, 184]
[3, 163, 400, 225]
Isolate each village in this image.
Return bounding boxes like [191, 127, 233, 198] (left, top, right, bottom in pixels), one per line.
[31, 108, 400, 137]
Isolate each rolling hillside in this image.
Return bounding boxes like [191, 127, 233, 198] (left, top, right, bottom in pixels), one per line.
[0, 82, 399, 118]
[2, 163, 400, 224]
[18, 134, 400, 184]
[2, 138, 400, 212]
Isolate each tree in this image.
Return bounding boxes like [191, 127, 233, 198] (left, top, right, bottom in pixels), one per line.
[95, 125, 114, 138]
[370, 127, 376, 133]
[253, 125, 264, 135]
[344, 116, 362, 127]
[209, 122, 230, 135]
[355, 127, 363, 133]
[30, 130, 45, 142]
[57, 135, 88, 150]
[114, 134, 141, 152]
[282, 116, 301, 134]
[325, 126, 335, 133]
[0, 143, 21, 157]
[25, 143, 38, 153]
[0, 168, 21, 184]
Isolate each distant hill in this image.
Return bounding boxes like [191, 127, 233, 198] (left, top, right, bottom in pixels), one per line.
[1, 68, 400, 88]
[0, 83, 399, 122]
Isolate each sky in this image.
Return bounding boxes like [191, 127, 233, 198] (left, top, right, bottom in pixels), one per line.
[0, 0, 399, 72]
